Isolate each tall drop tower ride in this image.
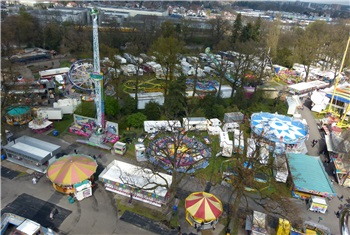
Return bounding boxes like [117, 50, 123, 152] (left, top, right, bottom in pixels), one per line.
[90, 9, 105, 128]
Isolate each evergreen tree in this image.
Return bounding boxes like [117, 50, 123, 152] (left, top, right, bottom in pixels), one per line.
[164, 74, 187, 118]
[231, 13, 243, 45]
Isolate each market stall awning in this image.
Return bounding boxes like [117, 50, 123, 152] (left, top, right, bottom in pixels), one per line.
[287, 153, 336, 198]
[185, 192, 223, 221]
[47, 154, 97, 186]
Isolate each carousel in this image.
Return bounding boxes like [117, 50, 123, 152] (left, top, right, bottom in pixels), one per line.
[146, 135, 211, 173]
[28, 115, 54, 133]
[5, 106, 32, 126]
[46, 154, 97, 200]
[250, 112, 309, 148]
[185, 192, 223, 229]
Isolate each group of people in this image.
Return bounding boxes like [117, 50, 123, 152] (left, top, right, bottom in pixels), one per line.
[194, 221, 216, 232]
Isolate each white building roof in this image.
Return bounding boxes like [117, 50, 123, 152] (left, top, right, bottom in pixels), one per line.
[99, 160, 172, 197]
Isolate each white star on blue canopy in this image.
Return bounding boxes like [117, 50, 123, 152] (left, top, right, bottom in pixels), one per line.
[251, 112, 309, 144]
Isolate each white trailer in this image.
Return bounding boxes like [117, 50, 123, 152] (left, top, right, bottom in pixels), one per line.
[53, 98, 81, 114]
[247, 138, 257, 158]
[129, 92, 165, 110]
[182, 117, 207, 132]
[222, 122, 239, 132]
[114, 55, 126, 64]
[181, 61, 193, 75]
[37, 108, 63, 120]
[220, 131, 231, 147]
[207, 118, 222, 135]
[273, 156, 288, 183]
[219, 131, 233, 157]
[207, 118, 222, 128]
[233, 129, 244, 154]
[144, 120, 181, 134]
[207, 126, 222, 135]
[259, 143, 270, 165]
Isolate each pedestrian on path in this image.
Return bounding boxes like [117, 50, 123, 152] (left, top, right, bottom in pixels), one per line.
[178, 225, 181, 234]
[336, 210, 340, 218]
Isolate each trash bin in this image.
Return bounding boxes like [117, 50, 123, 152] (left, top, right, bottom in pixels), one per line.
[1, 154, 6, 160]
[53, 130, 59, 136]
[68, 195, 75, 204]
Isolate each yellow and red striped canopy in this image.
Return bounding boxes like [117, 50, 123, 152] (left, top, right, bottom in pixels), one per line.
[47, 155, 97, 186]
[185, 192, 223, 221]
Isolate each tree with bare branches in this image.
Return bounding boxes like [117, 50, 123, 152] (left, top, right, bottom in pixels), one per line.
[220, 135, 302, 235]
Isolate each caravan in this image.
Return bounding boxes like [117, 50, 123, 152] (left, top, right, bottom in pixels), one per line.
[219, 131, 233, 157]
[222, 122, 239, 132]
[207, 118, 222, 135]
[144, 120, 181, 134]
[182, 117, 207, 132]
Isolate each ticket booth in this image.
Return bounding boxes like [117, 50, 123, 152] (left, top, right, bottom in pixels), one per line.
[114, 142, 127, 155]
[308, 196, 328, 214]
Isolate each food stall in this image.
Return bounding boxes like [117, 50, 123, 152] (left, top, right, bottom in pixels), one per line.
[113, 141, 127, 155]
[99, 160, 172, 207]
[308, 196, 328, 214]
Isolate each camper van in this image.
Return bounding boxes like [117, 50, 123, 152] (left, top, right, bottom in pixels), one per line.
[183, 117, 207, 132]
[222, 122, 239, 132]
[207, 118, 222, 135]
[144, 120, 181, 134]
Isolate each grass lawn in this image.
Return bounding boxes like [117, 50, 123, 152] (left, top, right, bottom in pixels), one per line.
[50, 114, 73, 136]
[116, 199, 164, 221]
[59, 60, 72, 68]
[311, 111, 326, 119]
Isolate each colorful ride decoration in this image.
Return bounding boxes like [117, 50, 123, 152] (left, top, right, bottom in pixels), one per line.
[146, 135, 211, 173]
[251, 112, 309, 145]
[46, 154, 97, 194]
[186, 79, 218, 93]
[185, 192, 223, 227]
[5, 106, 32, 126]
[28, 116, 54, 134]
[123, 78, 164, 94]
[69, 123, 93, 137]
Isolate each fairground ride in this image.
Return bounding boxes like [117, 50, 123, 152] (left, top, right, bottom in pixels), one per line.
[321, 35, 350, 129]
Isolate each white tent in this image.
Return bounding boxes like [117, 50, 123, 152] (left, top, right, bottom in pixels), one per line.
[311, 90, 330, 113]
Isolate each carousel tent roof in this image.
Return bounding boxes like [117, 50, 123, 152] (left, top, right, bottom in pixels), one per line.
[251, 112, 308, 144]
[47, 154, 97, 186]
[185, 192, 223, 222]
[98, 160, 172, 197]
[287, 153, 336, 196]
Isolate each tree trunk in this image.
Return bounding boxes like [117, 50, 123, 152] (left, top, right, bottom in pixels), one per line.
[192, 64, 198, 98]
[229, 189, 244, 235]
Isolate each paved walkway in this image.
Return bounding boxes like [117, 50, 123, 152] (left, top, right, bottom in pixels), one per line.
[296, 102, 350, 235]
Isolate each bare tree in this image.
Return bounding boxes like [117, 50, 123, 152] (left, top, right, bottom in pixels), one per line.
[221, 136, 302, 234]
